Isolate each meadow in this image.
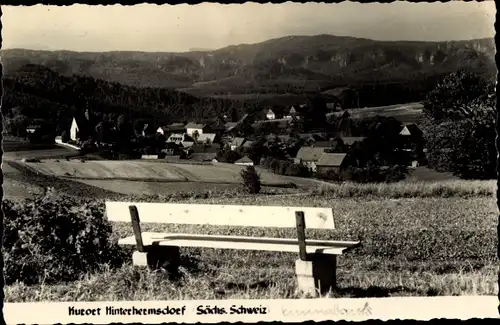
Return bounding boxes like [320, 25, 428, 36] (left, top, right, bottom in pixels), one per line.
[17, 159, 324, 189]
[3, 182, 497, 302]
[327, 102, 424, 123]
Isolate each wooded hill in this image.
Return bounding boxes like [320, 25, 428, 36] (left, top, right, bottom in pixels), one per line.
[2, 34, 495, 102]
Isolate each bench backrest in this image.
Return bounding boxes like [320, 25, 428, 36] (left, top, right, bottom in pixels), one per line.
[105, 201, 335, 229]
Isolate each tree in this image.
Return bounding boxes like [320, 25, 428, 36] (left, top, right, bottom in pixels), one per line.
[422, 71, 496, 179]
[240, 166, 261, 194]
[423, 70, 495, 122]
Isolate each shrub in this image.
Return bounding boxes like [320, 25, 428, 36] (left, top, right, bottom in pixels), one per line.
[3, 192, 125, 285]
[240, 166, 261, 194]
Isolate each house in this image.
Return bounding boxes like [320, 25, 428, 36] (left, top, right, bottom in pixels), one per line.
[235, 156, 254, 166]
[163, 123, 186, 135]
[230, 137, 247, 150]
[196, 133, 218, 145]
[185, 123, 206, 137]
[284, 106, 298, 119]
[265, 109, 276, 120]
[295, 147, 329, 172]
[70, 117, 79, 141]
[167, 133, 195, 148]
[316, 153, 348, 174]
[26, 124, 41, 135]
[400, 123, 424, 151]
[400, 123, 423, 138]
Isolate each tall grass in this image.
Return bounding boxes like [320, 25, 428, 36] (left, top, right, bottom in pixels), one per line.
[312, 180, 496, 199]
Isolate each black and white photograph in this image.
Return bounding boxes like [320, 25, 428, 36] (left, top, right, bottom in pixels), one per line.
[0, 1, 498, 321]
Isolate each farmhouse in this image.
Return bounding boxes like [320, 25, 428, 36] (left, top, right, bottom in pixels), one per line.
[235, 156, 254, 166]
[316, 153, 348, 174]
[284, 106, 298, 119]
[265, 109, 276, 120]
[230, 137, 247, 150]
[70, 117, 79, 141]
[26, 124, 41, 135]
[295, 147, 329, 172]
[157, 123, 186, 135]
[186, 123, 206, 137]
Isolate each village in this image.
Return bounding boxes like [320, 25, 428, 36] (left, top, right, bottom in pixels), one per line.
[51, 102, 425, 182]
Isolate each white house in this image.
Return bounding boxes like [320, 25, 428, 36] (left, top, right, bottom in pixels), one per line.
[185, 123, 206, 137]
[235, 156, 254, 166]
[70, 117, 79, 141]
[265, 109, 276, 120]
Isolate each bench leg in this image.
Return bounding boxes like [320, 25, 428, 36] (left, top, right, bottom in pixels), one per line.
[132, 246, 181, 273]
[295, 254, 337, 296]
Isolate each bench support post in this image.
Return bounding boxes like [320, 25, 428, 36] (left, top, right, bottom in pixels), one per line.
[295, 254, 337, 296]
[132, 246, 181, 273]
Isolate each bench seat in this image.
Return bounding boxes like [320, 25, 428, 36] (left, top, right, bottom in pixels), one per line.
[119, 232, 361, 255]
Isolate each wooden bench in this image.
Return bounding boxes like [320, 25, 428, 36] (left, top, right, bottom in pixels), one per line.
[105, 201, 361, 295]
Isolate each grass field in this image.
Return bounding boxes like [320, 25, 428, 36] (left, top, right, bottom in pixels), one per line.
[327, 102, 424, 123]
[4, 190, 497, 302]
[18, 159, 323, 188]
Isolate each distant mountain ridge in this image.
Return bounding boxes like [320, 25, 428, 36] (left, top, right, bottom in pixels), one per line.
[2, 34, 495, 96]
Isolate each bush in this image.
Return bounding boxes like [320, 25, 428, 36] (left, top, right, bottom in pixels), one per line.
[3, 192, 125, 285]
[240, 166, 261, 194]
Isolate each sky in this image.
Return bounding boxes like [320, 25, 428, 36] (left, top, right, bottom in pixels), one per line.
[2, 2, 496, 52]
